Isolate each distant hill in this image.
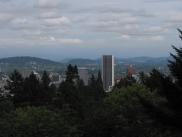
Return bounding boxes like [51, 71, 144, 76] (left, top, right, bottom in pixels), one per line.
[66, 58, 99, 65]
[116, 57, 169, 73]
[0, 57, 65, 73]
[0, 56, 60, 65]
[116, 57, 169, 64]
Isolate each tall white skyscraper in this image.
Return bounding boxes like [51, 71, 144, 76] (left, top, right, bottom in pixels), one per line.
[101, 55, 114, 91]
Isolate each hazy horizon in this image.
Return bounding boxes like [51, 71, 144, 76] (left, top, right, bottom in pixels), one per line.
[0, 55, 170, 62]
[0, 0, 181, 59]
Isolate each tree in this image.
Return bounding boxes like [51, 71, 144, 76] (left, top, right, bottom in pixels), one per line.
[144, 69, 165, 92]
[97, 71, 102, 85]
[66, 64, 79, 83]
[6, 70, 24, 105]
[139, 71, 147, 85]
[166, 29, 182, 113]
[139, 29, 182, 129]
[88, 72, 105, 101]
[8, 107, 68, 137]
[168, 32, 182, 85]
[23, 72, 42, 106]
[89, 74, 96, 88]
[57, 65, 81, 110]
[41, 71, 55, 105]
[114, 76, 136, 89]
[84, 85, 174, 137]
[41, 71, 50, 89]
[96, 71, 105, 100]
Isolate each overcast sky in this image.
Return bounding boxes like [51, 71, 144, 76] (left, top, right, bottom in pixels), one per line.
[0, 0, 181, 60]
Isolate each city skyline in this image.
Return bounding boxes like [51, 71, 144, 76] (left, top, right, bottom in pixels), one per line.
[0, 0, 181, 60]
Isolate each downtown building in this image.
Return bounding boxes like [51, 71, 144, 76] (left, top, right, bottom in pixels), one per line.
[101, 55, 115, 92]
[78, 67, 89, 86]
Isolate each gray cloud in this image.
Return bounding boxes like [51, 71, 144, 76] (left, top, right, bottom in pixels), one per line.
[145, 0, 182, 2]
[35, 0, 68, 9]
[0, 0, 180, 59]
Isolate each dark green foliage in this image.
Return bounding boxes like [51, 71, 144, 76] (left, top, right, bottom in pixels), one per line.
[168, 47, 182, 85]
[41, 71, 55, 105]
[140, 69, 165, 92]
[23, 72, 42, 106]
[94, 71, 105, 100]
[89, 74, 96, 87]
[41, 71, 51, 89]
[57, 64, 80, 109]
[7, 70, 55, 106]
[96, 71, 104, 92]
[58, 81, 80, 109]
[89, 72, 104, 96]
[139, 29, 182, 129]
[139, 71, 146, 84]
[0, 97, 14, 116]
[114, 76, 136, 89]
[66, 64, 79, 83]
[6, 70, 24, 105]
[168, 29, 182, 87]
[84, 85, 176, 137]
[165, 30, 182, 117]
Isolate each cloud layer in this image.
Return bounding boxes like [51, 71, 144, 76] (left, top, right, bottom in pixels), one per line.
[0, 0, 181, 59]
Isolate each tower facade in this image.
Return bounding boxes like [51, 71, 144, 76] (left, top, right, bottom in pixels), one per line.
[101, 55, 114, 91]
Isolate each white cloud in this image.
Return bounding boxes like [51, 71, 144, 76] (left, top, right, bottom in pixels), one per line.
[162, 12, 182, 29]
[39, 12, 59, 18]
[118, 34, 131, 40]
[43, 16, 71, 26]
[57, 38, 83, 44]
[0, 35, 83, 46]
[36, 0, 61, 8]
[168, 14, 182, 23]
[144, 26, 168, 33]
[123, 24, 139, 30]
[11, 18, 27, 24]
[36, 35, 83, 44]
[138, 35, 164, 41]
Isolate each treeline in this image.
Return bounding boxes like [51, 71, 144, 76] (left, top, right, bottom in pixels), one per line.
[0, 30, 182, 137]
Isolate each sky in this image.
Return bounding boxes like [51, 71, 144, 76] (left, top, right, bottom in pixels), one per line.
[0, 0, 181, 60]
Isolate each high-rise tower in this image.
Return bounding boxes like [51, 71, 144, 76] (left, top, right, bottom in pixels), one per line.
[101, 55, 114, 91]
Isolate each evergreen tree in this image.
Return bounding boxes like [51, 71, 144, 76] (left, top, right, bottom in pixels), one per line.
[166, 29, 182, 113]
[139, 71, 146, 85]
[66, 64, 79, 83]
[114, 75, 136, 89]
[6, 70, 24, 105]
[168, 31, 182, 86]
[96, 71, 103, 89]
[89, 74, 96, 88]
[23, 72, 42, 106]
[139, 29, 182, 128]
[41, 71, 54, 105]
[96, 70, 105, 99]
[73, 65, 79, 80]
[145, 69, 165, 92]
[41, 71, 50, 89]
[57, 65, 80, 109]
